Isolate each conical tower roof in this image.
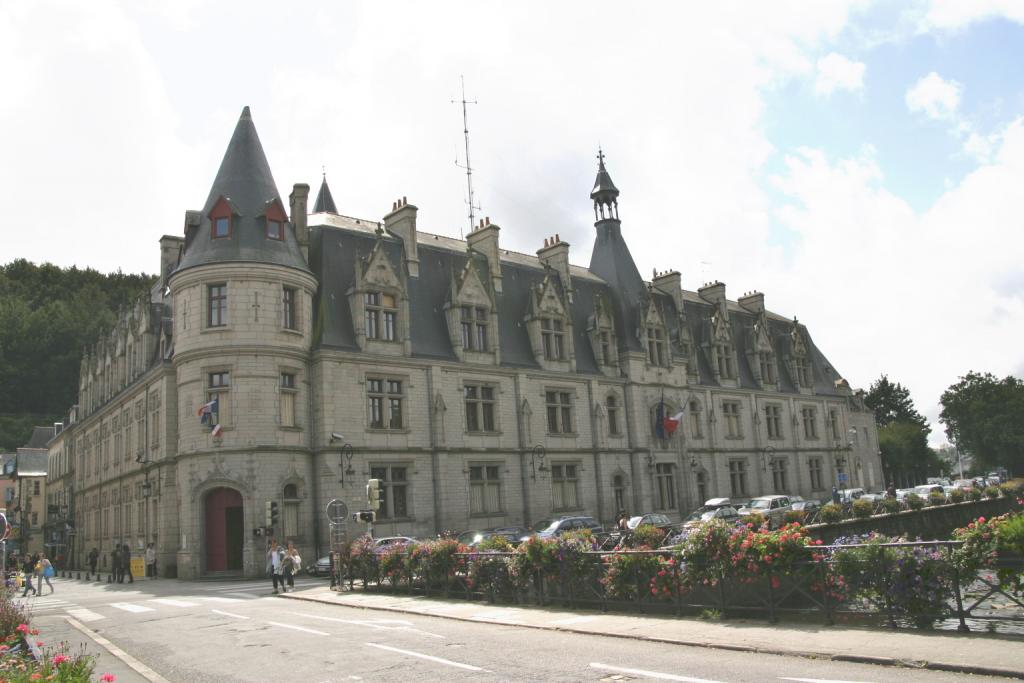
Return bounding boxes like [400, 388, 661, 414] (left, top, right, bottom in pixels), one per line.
[590, 149, 620, 203]
[176, 107, 309, 274]
[313, 174, 338, 214]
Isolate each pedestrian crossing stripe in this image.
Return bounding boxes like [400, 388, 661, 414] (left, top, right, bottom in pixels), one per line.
[66, 608, 105, 623]
[110, 602, 154, 613]
[149, 599, 199, 608]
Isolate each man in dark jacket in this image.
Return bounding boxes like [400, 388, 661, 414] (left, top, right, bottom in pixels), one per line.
[20, 555, 37, 596]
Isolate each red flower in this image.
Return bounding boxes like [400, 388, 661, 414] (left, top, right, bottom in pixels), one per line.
[15, 624, 29, 634]
[53, 654, 69, 665]
[101, 675, 117, 682]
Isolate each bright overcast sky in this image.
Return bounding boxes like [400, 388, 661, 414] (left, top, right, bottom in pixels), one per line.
[2, 1, 1023, 445]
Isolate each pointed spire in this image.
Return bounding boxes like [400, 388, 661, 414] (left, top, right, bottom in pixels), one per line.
[313, 172, 338, 214]
[202, 106, 281, 216]
[590, 147, 620, 221]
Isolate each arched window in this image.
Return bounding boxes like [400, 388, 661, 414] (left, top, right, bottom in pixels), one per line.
[283, 483, 298, 499]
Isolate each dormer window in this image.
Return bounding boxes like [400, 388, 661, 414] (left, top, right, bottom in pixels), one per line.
[541, 318, 565, 360]
[213, 217, 230, 239]
[795, 356, 811, 387]
[599, 331, 612, 365]
[715, 343, 735, 379]
[646, 325, 666, 366]
[364, 291, 397, 341]
[759, 351, 776, 384]
[461, 306, 489, 351]
[266, 220, 283, 240]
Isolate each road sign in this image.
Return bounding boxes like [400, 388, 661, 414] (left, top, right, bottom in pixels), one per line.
[837, 473, 848, 483]
[326, 499, 348, 525]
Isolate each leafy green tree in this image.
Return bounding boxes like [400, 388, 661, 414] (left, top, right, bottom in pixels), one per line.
[0, 259, 154, 450]
[865, 375, 934, 486]
[940, 372, 1024, 473]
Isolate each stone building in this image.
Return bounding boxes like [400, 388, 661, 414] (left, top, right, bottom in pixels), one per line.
[58, 107, 881, 579]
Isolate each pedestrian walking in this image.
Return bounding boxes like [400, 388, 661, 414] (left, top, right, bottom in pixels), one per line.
[831, 485, 841, 505]
[38, 553, 54, 594]
[122, 545, 134, 583]
[88, 547, 99, 579]
[268, 540, 285, 594]
[145, 543, 157, 578]
[282, 541, 301, 593]
[20, 555, 37, 597]
[111, 546, 122, 583]
[886, 482, 897, 499]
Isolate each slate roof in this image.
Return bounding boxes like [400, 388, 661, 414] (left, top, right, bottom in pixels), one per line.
[313, 175, 338, 214]
[13, 450, 47, 477]
[24, 426, 54, 449]
[175, 107, 310, 275]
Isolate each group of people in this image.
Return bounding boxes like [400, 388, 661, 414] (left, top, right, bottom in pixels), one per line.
[266, 538, 301, 594]
[85, 543, 158, 581]
[18, 552, 54, 596]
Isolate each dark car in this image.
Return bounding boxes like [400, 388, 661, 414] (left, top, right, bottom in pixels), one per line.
[681, 504, 740, 529]
[626, 513, 675, 531]
[790, 498, 821, 513]
[456, 526, 529, 547]
[522, 516, 602, 541]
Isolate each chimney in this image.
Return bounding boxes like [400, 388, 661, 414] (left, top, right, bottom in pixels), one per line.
[698, 280, 726, 306]
[537, 233, 573, 302]
[652, 269, 683, 312]
[289, 183, 310, 262]
[159, 235, 184, 285]
[466, 216, 502, 294]
[53, 422, 63, 436]
[384, 197, 420, 277]
[183, 210, 202, 250]
[737, 290, 764, 314]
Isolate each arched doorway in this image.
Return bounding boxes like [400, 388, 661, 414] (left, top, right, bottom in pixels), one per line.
[205, 487, 243, 573]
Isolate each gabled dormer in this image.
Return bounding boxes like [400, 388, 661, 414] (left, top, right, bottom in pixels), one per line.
[786, 320, 812, 393]
[640, 294, 670, 368]
[348, 237, 410, 356]
[699, 281, 737, 384]
[260, 198, 288, 241]
[526, 271, 575, 372]
[208, 196, 239, 240]
[749, 314, 778, 389]
[586, 294, 619, 376]
[445, 256, 499, 364]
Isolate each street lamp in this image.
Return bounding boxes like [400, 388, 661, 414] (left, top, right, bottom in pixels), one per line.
[761, 446, 775, 472]
[530, 445, 548, 479]
[338, 443, 355, 486]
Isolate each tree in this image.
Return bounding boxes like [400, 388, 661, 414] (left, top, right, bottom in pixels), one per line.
[865, 375, 927, 428]
[940, 372, 1024, 473]
[865, 375, 933, 486]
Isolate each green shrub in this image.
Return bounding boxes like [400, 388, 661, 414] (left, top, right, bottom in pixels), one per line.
[819, 502, 844, 524]
[985, 486, 1001, 500]
[601, 552, 662, 599]
[880, 497, 902, 514]
[949, 488, 965, 503]
[928, 491, 947, 506]
[999, 482, 1022, 497]
[740, 512, 767, 528]
[905, 493, 925, 510]
[852, 498, 874, 519]
[968, 488, 983, 502]
[626, 524, 667, 549]
[783, 510, 806, 525]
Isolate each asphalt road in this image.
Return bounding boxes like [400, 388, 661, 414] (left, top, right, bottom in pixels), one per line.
[14, 577, 1017, 682]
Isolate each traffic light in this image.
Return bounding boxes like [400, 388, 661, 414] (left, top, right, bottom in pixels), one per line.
[265, 501, 279, 528]
[357, 510, 376, 523]
[366, 478, 381, 511]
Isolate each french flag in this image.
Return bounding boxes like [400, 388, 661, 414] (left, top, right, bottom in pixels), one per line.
[662, 411, 685, 437]
[211, 423, 223, 438]
[197, 398, 218, 418]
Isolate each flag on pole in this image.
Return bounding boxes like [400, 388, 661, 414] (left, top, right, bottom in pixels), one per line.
[197, 398, 218, 418]
[211, 423, 223, 438]
[662, 411, 684, 437]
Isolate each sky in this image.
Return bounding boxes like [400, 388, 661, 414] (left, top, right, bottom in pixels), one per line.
[2, 0, 1023, 445]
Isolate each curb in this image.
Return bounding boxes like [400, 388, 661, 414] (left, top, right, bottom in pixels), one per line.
[281, 591, 1024, 680]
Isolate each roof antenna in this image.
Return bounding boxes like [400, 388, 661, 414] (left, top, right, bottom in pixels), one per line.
[452, 75, 481, 240]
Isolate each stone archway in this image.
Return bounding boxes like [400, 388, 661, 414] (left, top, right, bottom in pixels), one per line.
[204, 487, 243, 573]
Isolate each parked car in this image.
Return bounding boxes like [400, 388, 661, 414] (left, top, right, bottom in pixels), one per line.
[308, 555, 332, 576]
[858, 492, 885, 504]
[952, 479, 975, 490]
[913, 484, 945, 497]
[838, 488, 865, 503]
[895, 488, 916, 501]
[737, 495, 793, 528]
[372, 536, 417, 553]
[681, 503, 740, 529]
[522, 516, 602, 541]
[456, 526, 529, 547]
[790, 498, 821, 512]
[626, 513, 675, 531]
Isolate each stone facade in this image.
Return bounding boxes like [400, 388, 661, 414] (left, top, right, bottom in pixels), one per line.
[51, 108, 882, 579]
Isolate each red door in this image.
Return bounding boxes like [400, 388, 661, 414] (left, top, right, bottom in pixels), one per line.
[205, 487, 243, 572]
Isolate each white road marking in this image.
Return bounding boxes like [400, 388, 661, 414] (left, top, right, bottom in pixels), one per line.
[66, 608, 106, 623]
[110, 602, 155, 613]
[470, 611, 525, 624]
[211, 609, 249, 620]
[780, 679, 878, 683]
[287, 612, 445, 639]
[150, 598, 199, 608]
[65, 616, 172, 683]
[365, 642, 488, 672]
[224, 592, 262, 599]
[551, 615, 597, 625]
[197, 596, 242, 603]
[591, 663, 726, 683]
[267, 620, 329, 636]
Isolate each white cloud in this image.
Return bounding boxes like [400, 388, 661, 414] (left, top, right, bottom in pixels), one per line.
[814, 52, 866, 95]
[905, 72, 962, 119]
[768, 118, 1024, 445]
[920, 0, 1024, 31]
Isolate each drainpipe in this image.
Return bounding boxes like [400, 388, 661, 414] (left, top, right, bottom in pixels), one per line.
[309, 364, 321, 563]
[426, 368, 442, 535]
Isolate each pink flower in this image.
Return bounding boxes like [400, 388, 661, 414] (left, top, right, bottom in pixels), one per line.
[101, 675, 117, 682]
[15, 624, 29, 634]
[978, 516, 986, 523]
[53, 654, 69, 665]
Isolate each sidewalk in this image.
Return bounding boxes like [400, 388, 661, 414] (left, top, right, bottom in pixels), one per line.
[283, 586, 1024, 679]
